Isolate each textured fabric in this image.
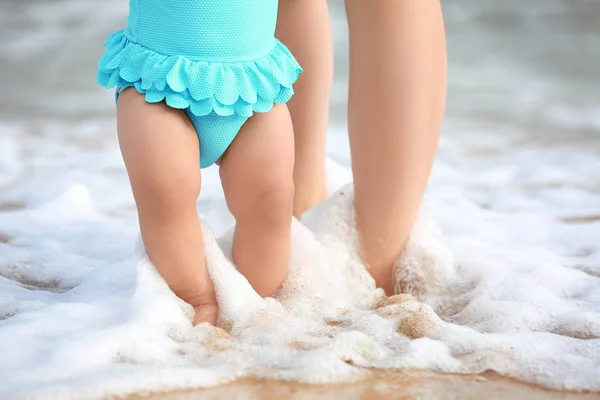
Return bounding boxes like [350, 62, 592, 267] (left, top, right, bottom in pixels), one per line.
[116, 82, 248, 168]
[97, 0, 302, 168]
[186, 112, 249, 168]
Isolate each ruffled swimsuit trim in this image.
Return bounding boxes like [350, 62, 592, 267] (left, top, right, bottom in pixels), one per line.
[97, 30, 303, 118]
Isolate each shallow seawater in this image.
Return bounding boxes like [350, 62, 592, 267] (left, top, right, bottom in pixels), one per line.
[0, 1, 599, 399]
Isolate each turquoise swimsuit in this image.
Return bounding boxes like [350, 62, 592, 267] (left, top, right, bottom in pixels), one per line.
[97, 0, 302, 168]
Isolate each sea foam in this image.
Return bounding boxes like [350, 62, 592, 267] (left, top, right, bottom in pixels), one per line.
[1, 130, 599, 399]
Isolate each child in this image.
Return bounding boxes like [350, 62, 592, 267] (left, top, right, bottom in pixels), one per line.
[97, 0, 302, 325]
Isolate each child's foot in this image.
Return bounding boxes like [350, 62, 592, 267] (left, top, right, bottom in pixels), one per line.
[193, 303, 218, 326]
[179, 290, 218, 326]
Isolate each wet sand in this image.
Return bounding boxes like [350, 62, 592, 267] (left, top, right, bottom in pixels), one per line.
[135, 371, 600, 400]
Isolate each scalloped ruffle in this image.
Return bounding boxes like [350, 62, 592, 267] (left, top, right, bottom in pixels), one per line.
[97, 30, 302, 117]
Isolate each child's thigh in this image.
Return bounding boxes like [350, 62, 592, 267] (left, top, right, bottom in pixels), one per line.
[117, 88, 201, 212]
[219, 104, 295, 211]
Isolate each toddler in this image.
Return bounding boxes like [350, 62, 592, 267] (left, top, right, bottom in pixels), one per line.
[97, 0, 302, 325]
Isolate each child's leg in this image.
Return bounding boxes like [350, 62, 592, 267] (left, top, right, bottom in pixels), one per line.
[218, 104, 294, 297]
[276, 0, 333, 217]
[117, 88, 217, 325]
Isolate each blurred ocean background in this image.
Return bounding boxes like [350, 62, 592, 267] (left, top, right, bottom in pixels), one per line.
[1, 1, 600, 399]
[1, 0, 598, 215]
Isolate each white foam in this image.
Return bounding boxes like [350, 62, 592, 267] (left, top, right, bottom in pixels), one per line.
[1, 121, 600, 399]
[2, 0, 600, 396]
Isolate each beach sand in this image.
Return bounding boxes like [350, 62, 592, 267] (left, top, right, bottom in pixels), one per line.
[137, 371, 600, 400]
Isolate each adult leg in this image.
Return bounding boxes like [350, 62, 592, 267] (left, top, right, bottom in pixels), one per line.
[345, 0, 447, 295]
[276, 0, 333, 217]
[117, 88, 217, 325]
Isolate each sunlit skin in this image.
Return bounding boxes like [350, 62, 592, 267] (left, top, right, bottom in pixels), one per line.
[117, 89, 294, 325]
[276, 0, 333, 218]
[118, 0, 446, 326]
[346, 0, 446, 295]
[287, 0, 447, 295]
